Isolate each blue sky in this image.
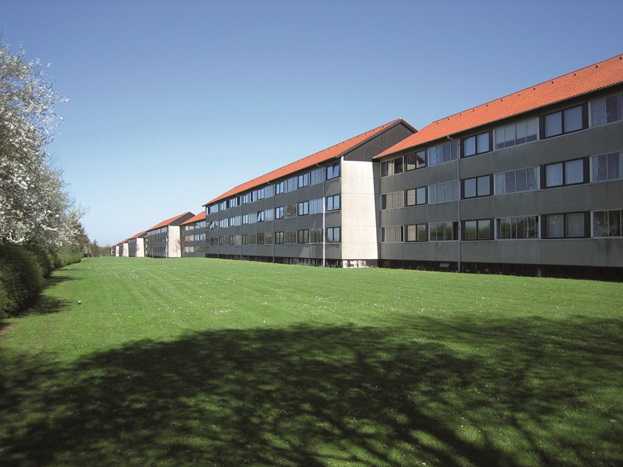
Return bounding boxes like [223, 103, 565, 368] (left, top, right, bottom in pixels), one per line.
[2, 0, 622, 246]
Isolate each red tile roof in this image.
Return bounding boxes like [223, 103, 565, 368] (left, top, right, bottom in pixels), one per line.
[181, 211, 206, 225]
[377, 54, 623, 158]
[147, 212, 194, 232]
[204, 119, 414, 206]
[129, 230, 147, 240]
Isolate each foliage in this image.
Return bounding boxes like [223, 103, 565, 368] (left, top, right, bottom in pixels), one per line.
[0, 39, 83, 248]
[1, 258, 622, 465]
[0, 243, 44, 317]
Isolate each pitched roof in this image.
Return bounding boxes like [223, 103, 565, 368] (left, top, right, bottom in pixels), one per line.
[204, 119, 414, 206]
[129, 230, 147, 240]
[146, 212, 194, 232]
[377, 54, 623, 158]
[181, 211, 206, 225]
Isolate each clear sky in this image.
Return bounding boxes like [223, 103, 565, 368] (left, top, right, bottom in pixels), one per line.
[2, 0, 622, 246]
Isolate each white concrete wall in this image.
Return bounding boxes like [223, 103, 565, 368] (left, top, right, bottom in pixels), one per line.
[122, 243, 129, 257]
[167, 226, 182, 258]
[340, 159, 379, 266]
[135, 238, 145, 257]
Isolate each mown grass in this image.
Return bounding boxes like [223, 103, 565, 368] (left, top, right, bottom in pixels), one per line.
[1, 257, 622, 466]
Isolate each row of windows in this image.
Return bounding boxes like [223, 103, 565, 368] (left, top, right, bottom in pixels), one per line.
[183, 234, 206, 242]
[147, 227, 168, 236]
[209, 195, 341, 229]
[382, 152, 623, 208]
[381, 92, 623, 176]
[208, 227, 342, 246]
[207, 163, 340, 214]
[183, 221, 206, 231]
[381, 210, 623, 242]
[183, 246, 206, 253]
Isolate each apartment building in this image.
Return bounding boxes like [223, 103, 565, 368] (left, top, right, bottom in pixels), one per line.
[203, 119, 417, 267]
[181, 211, 206, 258]
[145, 212, 195, 258]
[376, 54, 623, 278]
[128, 231, 147, 257]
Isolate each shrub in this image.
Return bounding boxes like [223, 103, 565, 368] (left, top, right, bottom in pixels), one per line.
[25, 242, 56, 279]
[0, 243, 45, 317]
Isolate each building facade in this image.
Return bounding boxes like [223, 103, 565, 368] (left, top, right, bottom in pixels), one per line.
[145, 212, 195, 258]
[203, 119, 416, 267]
[376, 54, 623, 278]
[181, 212, 207, 258]
[128, 231, 146, 257]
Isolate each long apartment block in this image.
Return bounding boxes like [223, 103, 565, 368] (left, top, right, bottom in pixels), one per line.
[376, 54, 623, 277]
[115, 54, 623, 278]
[203, 119, 417, 267]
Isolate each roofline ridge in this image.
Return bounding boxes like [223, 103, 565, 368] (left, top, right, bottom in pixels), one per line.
[429, 53, 623, 127]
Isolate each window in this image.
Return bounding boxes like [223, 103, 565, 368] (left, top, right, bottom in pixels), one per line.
[430, 222, 458, 241]
[309, 198, 323, 214]
[257, 233, 265, 245]
[310, 228, 323, 243]
[545, 213, 586, 238]
[463, 175, 491, 198]
[590, 93, 623, 126]
[275, 231, 284, 244]
[494, 118, 538, 149]
[542, 105, 586, 138]
[406, 187, 427, 206]
[219, 218, 229, 228]
[311, 167, 325, 185]
[381, 191, 403, 210]
[265, 232, 274, 245]
[406, 224, 427, 242]
[264, 209, 274, 222]
[286, 177, 297, 192]
[464, 220, 492, 240]
[298, 172, 310, 188]
[275, 206, 284, 219]
[497, 216, 539, 239]
[298, 201, 309, 215]
[428, 140, 459, 165]
[285, 231, 297, 244]
[405, 150, 426, 170]
[326, 194, 341, 211]
[429, 181, 459, 204]
[327, 227, 341, 242]
[256, 211, 265, 222]
[593, 210, 623, 237]
[381, 157, 403, 176]
[495, 167, 539, 194]
[275, 181, 285, 195]
[544, 159, 586, 187]
[285, 204, 297, 218]
[382, 225, 403, 242]
[463, 132, 491, 157]
[327, 163, 340, 180]
[297, 229, 309, 244]
[592, 152, 623, 182]
[208, 204, 219, 214]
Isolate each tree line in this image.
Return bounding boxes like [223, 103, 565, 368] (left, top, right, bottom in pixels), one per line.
[1, 39, 91, 316]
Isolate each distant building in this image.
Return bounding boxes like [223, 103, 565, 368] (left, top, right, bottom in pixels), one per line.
[181, 212, 206, 257]
[203, 119, 417, 267]
[145, 212, 195, 258]
[128, 231, 147, 257]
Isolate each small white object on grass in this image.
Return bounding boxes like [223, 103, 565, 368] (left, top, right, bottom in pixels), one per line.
[77, 300, 82, 304]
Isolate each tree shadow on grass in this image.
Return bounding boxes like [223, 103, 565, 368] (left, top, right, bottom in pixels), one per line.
[1, 317, 622, 466]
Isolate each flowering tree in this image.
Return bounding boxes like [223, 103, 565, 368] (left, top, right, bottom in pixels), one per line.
[0, 40, 83, 248]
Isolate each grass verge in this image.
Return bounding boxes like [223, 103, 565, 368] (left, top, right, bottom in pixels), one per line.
[1, 257, 622, 465]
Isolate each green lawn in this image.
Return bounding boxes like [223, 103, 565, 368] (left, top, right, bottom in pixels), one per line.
[1, 257, 622, 466]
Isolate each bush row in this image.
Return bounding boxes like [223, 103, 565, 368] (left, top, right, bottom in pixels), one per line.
[0, 243, 83, 318]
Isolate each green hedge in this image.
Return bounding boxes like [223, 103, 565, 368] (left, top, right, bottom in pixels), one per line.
[0, 243, 45, 317]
